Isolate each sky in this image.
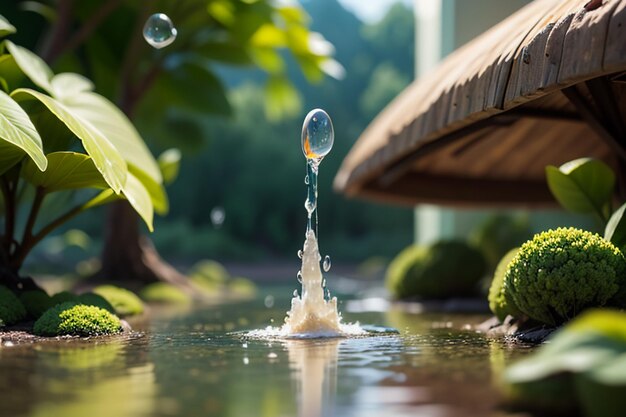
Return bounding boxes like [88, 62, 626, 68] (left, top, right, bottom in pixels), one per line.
[338, 0, 413, 23]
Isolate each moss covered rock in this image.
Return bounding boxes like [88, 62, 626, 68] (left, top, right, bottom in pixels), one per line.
[504, 228, 625, 326]
[50, 291, 77, 305]
[488, 248, 523, 321]
[93, 285, 144, 316]
[19, 290, 55, 319]
[140, 283, 190, 305]
[386, 241, 486, 299]
[76, 293, 115, 313]
[0, 285, 27, 326]
[33, 302, 122, 336]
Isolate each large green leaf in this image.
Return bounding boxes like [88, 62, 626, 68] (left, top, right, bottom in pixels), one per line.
[129, 166, 168, 215]
[546, 158, 615, 220]
[605, 203, 626, 250]
[0, 15, 16, 37]
[11, 88, 127, 193]
[50, 72, 94, 99]
[58, 89, 162, 184]
[0, 54, 26, 92]
[4, 40, 53, 93]
[123, 172, 154, 232]
[22, 151, 107, 191]
[0, 89, 47, 174]
[158, 148, 181, 185]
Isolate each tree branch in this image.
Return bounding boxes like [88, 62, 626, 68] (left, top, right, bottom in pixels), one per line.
[40, 0, 74, 63]
[1, 177, 16, 256]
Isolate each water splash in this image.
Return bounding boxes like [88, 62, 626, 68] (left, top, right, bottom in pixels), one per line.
[323, 255, 331, 272]
[143, 13, 177, 49]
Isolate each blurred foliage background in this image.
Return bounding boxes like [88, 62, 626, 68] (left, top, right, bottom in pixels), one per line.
[1, 0, 415, 268]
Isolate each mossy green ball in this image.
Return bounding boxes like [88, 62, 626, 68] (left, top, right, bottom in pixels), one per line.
[140, 283, 190, 305]
[33, 302, 122, 336]
[503, 228, 626, 326]
[386, 241, 486, 299]
[93, 285, 144, 316]
[19, 290, 54, 319]
[0, 285, 27, 325]
[76, 293, 115, 313]
[488, 248, 524, 321]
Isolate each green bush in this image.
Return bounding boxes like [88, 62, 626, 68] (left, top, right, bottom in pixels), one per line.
[33, 302, 122, 336]
[93, 285, 144, 316]
[19, 290, 55, 319]
[140, 283, 190, 305]
[386, 241, 486, 299]
[504, 228, 625, 326]
[470, 214, 532, 271]
[0, 285, 27, 325]
[189, 260, 229, 289]
[76, 293, 115, 313]
[229, 277, 257, 297]
[50, 291, 77, 305]
[488, 248, 523, 321]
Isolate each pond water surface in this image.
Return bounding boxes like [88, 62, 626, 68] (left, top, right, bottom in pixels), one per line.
[0, 289, 535, 417]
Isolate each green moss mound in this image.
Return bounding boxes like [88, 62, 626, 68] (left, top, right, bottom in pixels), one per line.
[93, 285, 144, 316]
[189, 260, 229, 291]
[504, 228, 625, 326]
[470, 214, 532, 270]
[19, 290, 55, 319]
[140, 283, 190, 305]
[229, 277, 257, 297]
[76, 293, 115, 313]
[50, 291, 77, 305]
[488, 248, 523, 321]
[386, 241, 486, 299]
[0, 285, 27, 326]
[33, 302, 122, 336]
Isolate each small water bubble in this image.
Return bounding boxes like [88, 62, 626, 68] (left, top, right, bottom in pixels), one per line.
[297, 271, 303, 283]
[304, 175, 309, 185]
[210, 206, 225, 228]
[323, 255, 331, 272]
[304, 198, 316, 214]
[297, 249, 303, 259]
[264, 295, 275, 308]
[143, 13, 177, 49]
[242, 343, 248, 349]
[301, 109, 334, 160]
[322, 278, 326, 288]
[243, 357, 249, 365]
[267, 352, 278, 359]
[293, 289, 299, 298]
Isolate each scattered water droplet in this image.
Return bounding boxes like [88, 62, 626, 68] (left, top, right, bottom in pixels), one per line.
[304, 175, 309, 185]
[297, 271, 303, 284]
[322, 278, 326, 288]
[304, 198, 316, 214]
[143, 13, 177, 49]
[242, 343, 248, 349]
[267, 352, 278, 359]
[323, 255, 331, 272]
[301, 109, 334, 160]
[210, 206, 225, 228]
[243, 357, 249, 365]
[297, 249, 303, 259]
[264, 295, 275, 308]
[293, 289, 299, 298]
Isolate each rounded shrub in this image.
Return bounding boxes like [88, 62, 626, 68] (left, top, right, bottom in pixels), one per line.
[0, 285, 27, 325]
[50, 291, 77, 305]
[504, 228, 626, 326]
[189, 260, 229, 290]
[93, 285, 144, 316]
[19, 290, 55, 319]
[386, 241, 486, 299]
[76, 293, 115, 313]
[140, 283, 190, 305]
[33, 302, 122, 336]
[488, 248, 524, 321]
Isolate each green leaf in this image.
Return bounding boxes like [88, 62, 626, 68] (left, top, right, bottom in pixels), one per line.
[12, 88, 127, 193]
[0, 15, 16, 37]
[123, 172, 154, 232]
[129, 166, 168, 215]
[264, 76, 301, 121]
[158, 148, 181, 185]
[0, 54, 26, 92]
[546, 158, 615, 220]
[0, 89, 47, 174]
[605, 203, 626, 250]
[22, 151, 108, 192]
[50, 72, 94, 100]
[58, 90, 162, 184]
[4, 40, 53, 93]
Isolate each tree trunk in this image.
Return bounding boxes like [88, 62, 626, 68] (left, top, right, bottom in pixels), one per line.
[100, 201, 193, 292]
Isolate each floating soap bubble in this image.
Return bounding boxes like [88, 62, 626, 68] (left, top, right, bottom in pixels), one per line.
[264, 295, 275, 308]
[143, 13, 177, 49]
[210, 206, 225, 228]
[301, 109, 334, 161]
[323, 255, 331, 272]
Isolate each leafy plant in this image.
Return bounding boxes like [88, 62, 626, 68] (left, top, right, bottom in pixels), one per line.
[546, 158, 626, 250]
[0, 16, 170, 287]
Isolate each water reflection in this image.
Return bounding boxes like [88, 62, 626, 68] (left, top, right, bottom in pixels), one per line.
[287, 339, 340, 417]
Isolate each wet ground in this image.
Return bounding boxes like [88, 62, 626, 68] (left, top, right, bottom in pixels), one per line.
[0, 288, 536, 417]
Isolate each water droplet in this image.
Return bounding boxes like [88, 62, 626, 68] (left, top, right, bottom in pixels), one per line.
[323, 255, 331, 272]
[297, 249, 303, 259]
[305, 198, 316, 214]
[301, 109, 334, 160]
[293, 289, 299, 298]
[297, 271, 303, 284]
[304, 175, 309, 185]
[322, 278, 326, 288]
[210, 206, 225, 228]
[267, 352, 278, 359]
[264, 295, 275, 308]
[143, 13, 177, 49]
[242, 343, 248, 349]
[243, 357, 249, 365]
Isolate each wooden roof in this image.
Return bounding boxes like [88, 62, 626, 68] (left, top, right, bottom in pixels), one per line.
[334, 0, 626, 207]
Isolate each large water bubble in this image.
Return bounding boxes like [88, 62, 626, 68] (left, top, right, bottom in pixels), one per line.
[143, 13, 177, 49]
[301, 109, 334, 161]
